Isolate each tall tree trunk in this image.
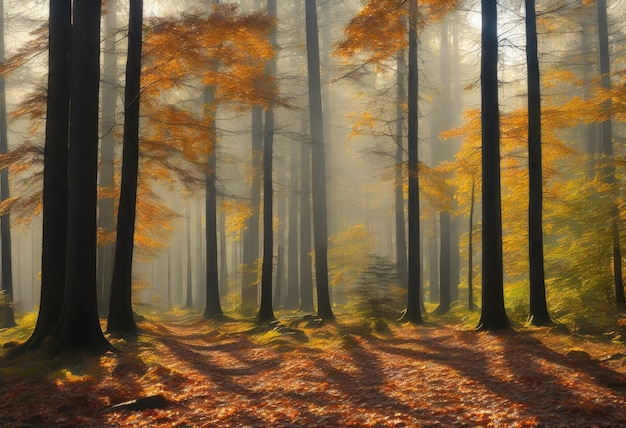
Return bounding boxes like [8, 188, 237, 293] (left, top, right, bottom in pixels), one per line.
[428, 217, 439, 303]
[185, 201, 193, 309]
[468, 177, 475, 311]
[400, 0, 422, 324]
[0, 0, 15, 328]
[395, 48, 408, 288]
[477, 0, 509, 330]
[203, 88, 223, 318]
[242, 106, 263, 315]
[97, 0, 118, 317]
[257, 0, 277, 324]
[526, 0, 551, 325]
[596, 0, 625, 305]
[299, 118, 314, 312]
[274, 155, 286, 309]
[305, 0, 333, 320]
[106, 0, 143, 336]
[196, 200, 206, 305]
[219, 207, 228, 295]
[56, 0, 112, 352]
[285, 142, 300, 309]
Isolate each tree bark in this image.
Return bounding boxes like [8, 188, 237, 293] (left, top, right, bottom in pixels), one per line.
[526, 0, 551, 325]
[203, 89, 223, 318]
[305, 0, 333, 320]
[97, 0, 118, 317]
[285, 142, 300, 309]
[477, 0, 509, 330]
[257, 0, 277, 324]
[596, 0, 625, 306]
[56, 0, 112, 352]
[400, 0, 422, 324]
[395, 48, 408, 289]
[242, 106, 263, 316]
[299, 118, 314, 313]
[0, 0, 15, 328]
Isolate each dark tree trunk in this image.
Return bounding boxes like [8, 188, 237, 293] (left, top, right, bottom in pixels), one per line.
[285, 142, 300, 309]
[0, 0, 15, 328]
[526, 0, 551, 325]
[107, 0, 143, 336]
[257, 105, 276, 323]
[256, 0, 277, 324]
[477, 0, 509, 331]
[56, 0, 112, 352]
[203, 89, 223, 318]
[305, 0, 333, 320]
[299, 121, 314, 313]
[400, 1, 422, 324]
[596, 0, 625, 306]
[97, 0, 117, 317]
[395, 48, 408, 288]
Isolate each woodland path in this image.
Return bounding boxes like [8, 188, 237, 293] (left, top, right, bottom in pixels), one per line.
[1, 313, 626, 427]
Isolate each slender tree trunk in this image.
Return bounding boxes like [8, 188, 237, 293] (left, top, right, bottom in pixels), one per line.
[477, 0, 509, 330]
[596, 0, 625, 305]
[203, 89, 223, 318]
[257, 105, 276, 322]
[436, 212, 451, 314]
[219, 207, 228, 295]
[56, 0, 112, 352]
[196, 200, 206, 305]
[428, 218, 439, 303]
[275, 155, 286, 309]
[242, 107, 263, 315]
[526, 0, 551, 325]
[106, 0, 143, 336]
[299, 120, 314, 312]
[395, 48, 408, 288]
[305, 0, 333, 320]
[185, 201, 193, 309]
[0, 0, 15, 328]
[401, 0, 422, 323]
[97, 0, 117, 317]
[468, 178, 475, 311]
[257, 0, 277, 324]
[285, 142, 300, 309]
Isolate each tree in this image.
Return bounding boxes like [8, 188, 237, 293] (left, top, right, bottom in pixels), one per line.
[97, 0, 119, 317]
[55, 0, 112, 351]
[0, 0, 15, 328]
[107, 0, 143, 337]
[401, 0, 422, 324]
[394, 47, 408, 289]
[477, 0, 509, 331]
[256, 0, 277, 324]
[19, 0, 71, 351]
[596, 0, 625, 306]
[299, 120, 315, 313]
[305, 0, 333, 320]
[525, 0, 551, 325]
[285, 140, 300, 309]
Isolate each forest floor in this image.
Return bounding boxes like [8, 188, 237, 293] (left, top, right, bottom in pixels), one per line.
[1, 309, 626, 427]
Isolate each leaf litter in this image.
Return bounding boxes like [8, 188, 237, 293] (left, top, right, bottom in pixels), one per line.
[1, 316, 626, 427]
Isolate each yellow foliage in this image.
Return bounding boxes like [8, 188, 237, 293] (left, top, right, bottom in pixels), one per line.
[328, 224, 371, 288]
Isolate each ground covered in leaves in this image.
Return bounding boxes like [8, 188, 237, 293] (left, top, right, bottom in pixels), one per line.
[2, 311, 626, 427]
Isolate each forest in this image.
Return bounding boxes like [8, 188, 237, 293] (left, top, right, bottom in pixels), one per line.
[1, 0, 626, 426]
